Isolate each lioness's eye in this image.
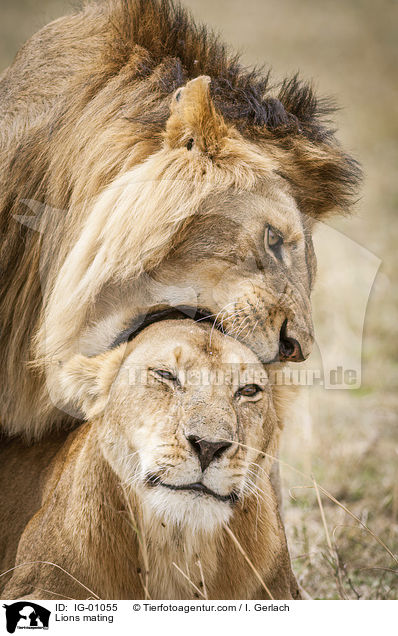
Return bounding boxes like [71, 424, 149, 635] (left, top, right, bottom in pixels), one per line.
[266, 225, 283, 258]
[153, 369, 179, 383]
[235, 384, 263, 398]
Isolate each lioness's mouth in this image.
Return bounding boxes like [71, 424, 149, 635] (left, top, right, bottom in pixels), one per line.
[145, 474, 238, 504]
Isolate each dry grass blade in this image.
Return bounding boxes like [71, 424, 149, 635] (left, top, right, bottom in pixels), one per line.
[312, 476, 333, 555]
[137, 572, 151, 600]
[317, 484, 398, 566]
[0, 561, 100, 599]
[222, 523, 274, 600]
[172, 562, 206, 599]
[121, 485, 151, 599]
[359, 567, 398, 575]
[312, 477, 349, 597]
[306, 479, 344, 597]
[196, 559, 208, 600]
[33, 587, 76, 600]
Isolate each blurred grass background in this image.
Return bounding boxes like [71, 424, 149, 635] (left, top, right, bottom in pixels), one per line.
[1, 0, 397, 599]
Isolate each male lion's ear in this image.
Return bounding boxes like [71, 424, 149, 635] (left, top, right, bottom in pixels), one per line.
[59, 349, 123, 419]
[165, 75, 229, 157]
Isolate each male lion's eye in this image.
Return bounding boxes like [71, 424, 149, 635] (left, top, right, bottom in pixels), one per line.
[235, 384, 263, 399]
[153, 369, 179, 383]
[266, 226, 284, 258]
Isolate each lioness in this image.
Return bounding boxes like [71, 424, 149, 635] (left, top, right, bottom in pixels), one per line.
[0, 320, 299, 600]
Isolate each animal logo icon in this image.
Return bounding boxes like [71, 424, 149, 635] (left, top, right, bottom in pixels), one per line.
[2, 602, 50, 633]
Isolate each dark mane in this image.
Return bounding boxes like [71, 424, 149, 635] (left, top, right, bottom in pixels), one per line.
[105, 0, 339, 142]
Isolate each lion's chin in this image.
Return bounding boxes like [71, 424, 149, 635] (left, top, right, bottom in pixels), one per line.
[141, 486, 234, 533]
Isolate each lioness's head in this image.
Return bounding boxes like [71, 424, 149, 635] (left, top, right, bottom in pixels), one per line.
[61, 319, 279, 531]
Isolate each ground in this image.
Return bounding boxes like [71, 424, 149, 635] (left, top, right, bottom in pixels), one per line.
[1, 0, 397, 600]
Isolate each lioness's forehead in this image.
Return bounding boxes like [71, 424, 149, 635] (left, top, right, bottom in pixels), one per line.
[125, 319, 262, 368]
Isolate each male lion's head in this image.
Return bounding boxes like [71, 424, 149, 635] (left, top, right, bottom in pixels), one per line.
[41, 75, 346, 417]
[60, 319, 279, 531]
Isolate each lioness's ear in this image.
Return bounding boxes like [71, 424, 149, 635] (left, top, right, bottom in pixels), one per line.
[165, 75, 229, 156]
[59, 349, 123, 418]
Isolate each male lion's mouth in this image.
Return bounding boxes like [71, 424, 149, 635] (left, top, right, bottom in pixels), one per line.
[110, 305, 222, 349]
[145, 473, 238, 504]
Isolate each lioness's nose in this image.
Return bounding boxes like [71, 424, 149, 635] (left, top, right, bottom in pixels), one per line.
[187, 435, 232, 472]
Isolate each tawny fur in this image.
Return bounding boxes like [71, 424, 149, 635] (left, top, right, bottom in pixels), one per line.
[0, 321, 299, 600]
[0, 0, 360, 440]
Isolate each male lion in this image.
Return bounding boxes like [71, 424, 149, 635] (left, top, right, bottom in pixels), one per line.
[0, 0, 360, 440]
[0, 320, 299, 600]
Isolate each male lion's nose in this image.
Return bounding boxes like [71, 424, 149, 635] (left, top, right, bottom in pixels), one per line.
[187, 435, 232, 472]
[278, 319, 306, 362]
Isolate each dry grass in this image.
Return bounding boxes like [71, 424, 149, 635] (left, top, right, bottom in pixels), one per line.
[1, 0, 397, 600]
[281, 389, 398, 599]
